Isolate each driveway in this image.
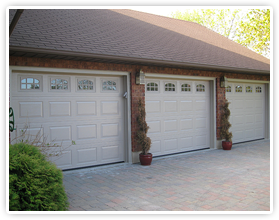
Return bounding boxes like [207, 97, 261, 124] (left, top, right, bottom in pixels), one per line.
[63, 139, 270, 212]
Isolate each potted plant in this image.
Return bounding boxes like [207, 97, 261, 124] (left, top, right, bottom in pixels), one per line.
[136, 98, 152, 165]
[220, 99, 233, 150]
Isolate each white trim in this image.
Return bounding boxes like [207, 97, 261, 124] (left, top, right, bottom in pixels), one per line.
[9, 66, 132, 165]
[227, 78, 270, 84]
[10, 66, 129, 76]
[145, 73, 216, 81]
[145, 74, 217, 151]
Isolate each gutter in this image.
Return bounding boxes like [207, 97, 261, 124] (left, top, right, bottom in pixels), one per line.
[9, 46, 270, 75]
[9, 9, 24, 37]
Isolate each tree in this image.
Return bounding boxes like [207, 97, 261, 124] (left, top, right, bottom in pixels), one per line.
[171, 9, 270, 58]
[236, 9, 270, 58]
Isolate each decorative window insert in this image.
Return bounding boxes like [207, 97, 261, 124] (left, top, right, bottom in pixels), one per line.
[226, 86, 231, 92]
[256, 86, 262, 93]
[77, 79, 94, 90]
[51, 78, 68, 90]
[165, 83, 175, 91]
[235, 85, 242, 93]
[181, 83, 191, 92]
[102, 80, 117, 91]
[146, 82, 158, 91]
[21, 77, 40, 90]
[196, 84, 205, 92]
[246, 86, 253, 93]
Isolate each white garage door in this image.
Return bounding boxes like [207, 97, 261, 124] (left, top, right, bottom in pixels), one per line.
[226, 82, 265, 143]
[10, 72, 126, 170]
[145, 78, 210, 157]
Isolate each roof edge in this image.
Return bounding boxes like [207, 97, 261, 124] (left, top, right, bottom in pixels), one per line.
[9, 46, 270, 75]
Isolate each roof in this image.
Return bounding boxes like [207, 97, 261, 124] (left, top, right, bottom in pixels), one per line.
[9, 9, 270, 74]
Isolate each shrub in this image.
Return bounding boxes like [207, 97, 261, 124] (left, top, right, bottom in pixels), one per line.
[136, 98, 151, 155]
[9, 143, 69, 211]
[220, 99, 233, 142]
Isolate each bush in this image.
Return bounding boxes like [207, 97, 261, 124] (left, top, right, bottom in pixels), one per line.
[9, 143, 69, 211]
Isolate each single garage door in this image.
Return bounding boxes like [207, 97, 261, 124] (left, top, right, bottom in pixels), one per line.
[10, 72, 126, 170]
[145, 78, 211, 157]
[226, 82, 265, 143]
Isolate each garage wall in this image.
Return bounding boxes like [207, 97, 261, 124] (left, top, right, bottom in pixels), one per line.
[9, 56, 270, 157]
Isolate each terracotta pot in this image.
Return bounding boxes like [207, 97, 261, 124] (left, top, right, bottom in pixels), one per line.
[139, 153, 153, 165]
[222, 141, 232, 150]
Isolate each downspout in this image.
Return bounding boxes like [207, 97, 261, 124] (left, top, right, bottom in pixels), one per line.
[9, 9, 24, 37]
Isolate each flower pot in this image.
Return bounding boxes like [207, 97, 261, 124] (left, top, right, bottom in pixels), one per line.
[139, 153, 153, 165]
[222, 141, 232, 150]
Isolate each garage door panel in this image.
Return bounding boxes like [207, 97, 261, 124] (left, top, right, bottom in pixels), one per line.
[164, 101, 178, 112]
[146, 100, 161, 113]
[146, 78, 210, 156]
[180, 118, 193, 130]
[49, 101, 71, 116]
[76, 101, 96, 116]
[164, 120, 178, 132]
[101, 101, 119, 115]
[226, 83, 265, 143]
[164, 138, 178, 152]
[50, 126, 71, 141]
[180, 100, 193, 111]
[77, 148, 97, 164]
[77, 124, 97, 140]
[19, 101, 43, 118]
[11, 73, 126, 169]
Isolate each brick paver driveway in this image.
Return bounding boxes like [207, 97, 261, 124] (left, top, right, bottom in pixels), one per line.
[63, 139, 270, 212]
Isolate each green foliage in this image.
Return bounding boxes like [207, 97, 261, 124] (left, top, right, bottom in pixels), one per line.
[236, 9, 270, 58]
[220, 99, 233, 142]
[171, 8, 270, 58]
[136, 98, 151, 155]
[9, 143, 69, 211]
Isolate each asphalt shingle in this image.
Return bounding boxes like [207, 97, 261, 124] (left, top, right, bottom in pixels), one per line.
[9, 9, 270, 73]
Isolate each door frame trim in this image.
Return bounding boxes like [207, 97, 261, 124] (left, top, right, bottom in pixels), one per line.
[9, 66, 132, 164]
[145, 73, 217, 149]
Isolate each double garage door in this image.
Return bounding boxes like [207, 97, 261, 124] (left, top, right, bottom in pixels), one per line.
[10, 72, 126, 170]
[226, 82, 266, 143]
[145, 78, 211, 156]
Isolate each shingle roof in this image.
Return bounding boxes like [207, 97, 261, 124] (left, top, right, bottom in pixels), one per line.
[9, 9, 270, 74]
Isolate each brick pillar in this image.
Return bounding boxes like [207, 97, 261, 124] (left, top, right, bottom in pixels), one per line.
[130, 69, 145, 152]
[216, 77, 226, 140]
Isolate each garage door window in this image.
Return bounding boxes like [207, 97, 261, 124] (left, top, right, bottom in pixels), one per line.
[51, 78, 68, 90]
[165, 83, 175, 91]
[77, 79, 94, 91]
[256, 86, 262, 93]
[246, 86, 253, 93]
[196, 84, 205, 92]
[181, 83, 191, 92]
[147, 82, 158, 91]
[102, 80, 117, 91]
[20, 77, 40, 90]
[235, 85, 242, 93]
[226, 85, 231, 92]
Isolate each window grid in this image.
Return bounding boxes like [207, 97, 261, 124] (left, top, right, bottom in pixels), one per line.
[51, 78, 68, 90]
[21, 78, 40, 90]
[77, 79, 94, 90]
[246, 86, 253, 93]
[196, 84, 205, 92]
[226, 86, 231, 92]
[165, 83, 175, 91]
[181, 83, 191, 92]
[102, 80, 117, 91]
[256, 86, 262, 93]
[147, 82, 158, 91]
[235, 85, 242, 93]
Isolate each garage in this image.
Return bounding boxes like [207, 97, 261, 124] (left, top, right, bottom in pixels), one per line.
[226, 82, 266, 144]
[145, 77, 212, 157]
[10, 70, 128, 170]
